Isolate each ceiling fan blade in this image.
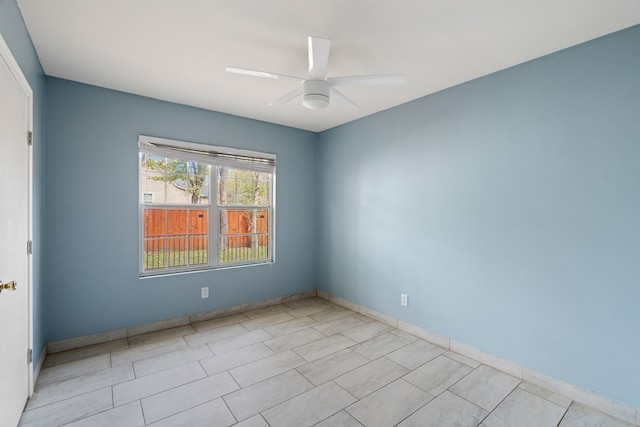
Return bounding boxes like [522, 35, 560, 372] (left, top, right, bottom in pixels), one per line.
[328, 74, 407, 87]
[269, 87, 303, 107]
[330, 87, 358, 110]
[225, 67, 303, 83]
[308, 36, 331, 80]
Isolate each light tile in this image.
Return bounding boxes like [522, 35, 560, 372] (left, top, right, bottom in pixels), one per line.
[43, 339, 129, 368]
[184, 323, 248, 347]
[314, 411, 363, 427]
[403, 354, 473, 396]
[484, 388, 567, 427]
[352, 332, 411, 360]
[335, 357, 409, 398]
[523, 367, 637, 424]
[296, 349, 369, 386]
[264, 328, 325, 352]
[200, 342, 274, 376]
[241, 311, 296, 330]
[111, 336, 188, 366]
[444, 350, 482, 368]
[451, 339, 523, 379]
[141, 372, 239, 424]
[127, 315, 190, 338]
[518, 381, 572, 408]
[224, 370, 314, 421]
[309, 308, 354, 324]
[385, 339, 446, 369]
[27, 296, 634, 427]
[346, 379, 433, 427]
[559, 402, 634, 427]
[19, 388, 113, 427]
[244, 304, 290, 319]
[340, 321, 394, 343]
[113, 361, 206, 406]
[450, 365, 521, 411]
[313, 316, 368, 336]
[133, 344, 213, 377]
[36, 354, 111, 388]
[233, 415, 270, 427]
[127, 325, 196, 347]
[147, 398, 236, 427]
[398, 390, 488, 427]
[192, 313, 249, 332]
[27, 364, 134, 409]
[263, 316, 319, 337]
[229, 350, 306, 387]
[397, 320, 450, 349]
[285, 303, 333, 318]
[391, 329, 420, 342]
[262, 381, 357, 427]
[207, 329, 272, 354]
[64, 401, 145, 427]
[293, 334, 357, 362]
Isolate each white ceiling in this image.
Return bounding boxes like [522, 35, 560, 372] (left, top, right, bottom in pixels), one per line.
[17, 0, 640, 132]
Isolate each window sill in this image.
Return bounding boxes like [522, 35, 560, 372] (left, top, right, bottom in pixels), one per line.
[139, 260, 274, 279]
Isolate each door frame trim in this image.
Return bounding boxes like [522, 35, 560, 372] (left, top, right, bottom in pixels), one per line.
[0, 32, 34, 396]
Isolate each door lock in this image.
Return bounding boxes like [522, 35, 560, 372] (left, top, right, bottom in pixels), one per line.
[0, 280, 17, 293]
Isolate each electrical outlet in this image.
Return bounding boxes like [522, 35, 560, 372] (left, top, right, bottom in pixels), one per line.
[201, 287, 209, 299]
[401, 293, 408, 307]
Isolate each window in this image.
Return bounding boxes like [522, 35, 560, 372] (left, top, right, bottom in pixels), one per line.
[139, 135, 275, 275]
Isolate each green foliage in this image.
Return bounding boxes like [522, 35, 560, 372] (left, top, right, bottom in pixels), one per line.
[143, 246, 268, 270]
[145, 157, 209, 204]
[218, 168, 270, 206]
[143, 248, 208, 270]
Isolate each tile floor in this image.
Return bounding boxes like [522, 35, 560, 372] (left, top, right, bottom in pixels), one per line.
[19, 297, 633, 427]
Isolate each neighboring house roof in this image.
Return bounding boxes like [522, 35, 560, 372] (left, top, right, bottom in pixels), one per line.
[173, 179, 210, 198]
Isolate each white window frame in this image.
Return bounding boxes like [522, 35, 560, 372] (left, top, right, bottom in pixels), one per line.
[139, 135, 276, 276]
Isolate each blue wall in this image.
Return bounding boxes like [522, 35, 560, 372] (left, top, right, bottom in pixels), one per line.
[5, 0, 640, 409]
[45, 78, 317, 341]
[0, 0, 47, 368]
[317, 25, 640, 407]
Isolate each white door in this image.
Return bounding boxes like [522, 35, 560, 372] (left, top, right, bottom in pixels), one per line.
[0, 34, 32, 427]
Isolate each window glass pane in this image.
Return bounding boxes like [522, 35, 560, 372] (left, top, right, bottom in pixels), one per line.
[140, 153, 210, 205]
[219, 207, 269, 264]
[217, 167, 271, 206]
[142, 207, 209, 271]
[143, 207, 166, 270]
[139, 138, 273, 275]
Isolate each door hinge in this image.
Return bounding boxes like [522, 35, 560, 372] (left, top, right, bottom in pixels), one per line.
[27, 349, 33, 364]
[27, 240, 33, 255]
[27, 131, 33, 146]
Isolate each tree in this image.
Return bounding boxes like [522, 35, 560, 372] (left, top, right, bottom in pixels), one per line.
[218, 166, 229, 251]
[219, 168, 270, 257]
[145, 157, 208, 204]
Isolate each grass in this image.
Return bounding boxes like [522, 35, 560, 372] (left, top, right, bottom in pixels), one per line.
[144, 246, 268, 270]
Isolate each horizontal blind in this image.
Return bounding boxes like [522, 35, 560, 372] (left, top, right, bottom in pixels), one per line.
[139, 135, 276, 173]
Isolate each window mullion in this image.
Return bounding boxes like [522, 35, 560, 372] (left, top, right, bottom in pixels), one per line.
[211, 165, 219, 268]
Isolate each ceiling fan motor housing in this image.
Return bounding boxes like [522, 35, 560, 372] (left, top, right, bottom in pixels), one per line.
[302, 79, 330, 109]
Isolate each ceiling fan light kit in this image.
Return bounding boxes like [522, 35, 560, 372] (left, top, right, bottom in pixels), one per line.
[226, 36, 406, 111]
[302, 80, 330, 109]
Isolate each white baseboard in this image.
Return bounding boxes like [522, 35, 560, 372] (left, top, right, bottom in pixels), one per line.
[46, 289, 317, 354]
[317, 290, 639, 426]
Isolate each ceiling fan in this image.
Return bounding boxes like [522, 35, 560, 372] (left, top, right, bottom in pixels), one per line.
[225, 36, 407, 110]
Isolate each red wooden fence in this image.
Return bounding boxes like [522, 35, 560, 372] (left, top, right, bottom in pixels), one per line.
[143, 208, 267, 251]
